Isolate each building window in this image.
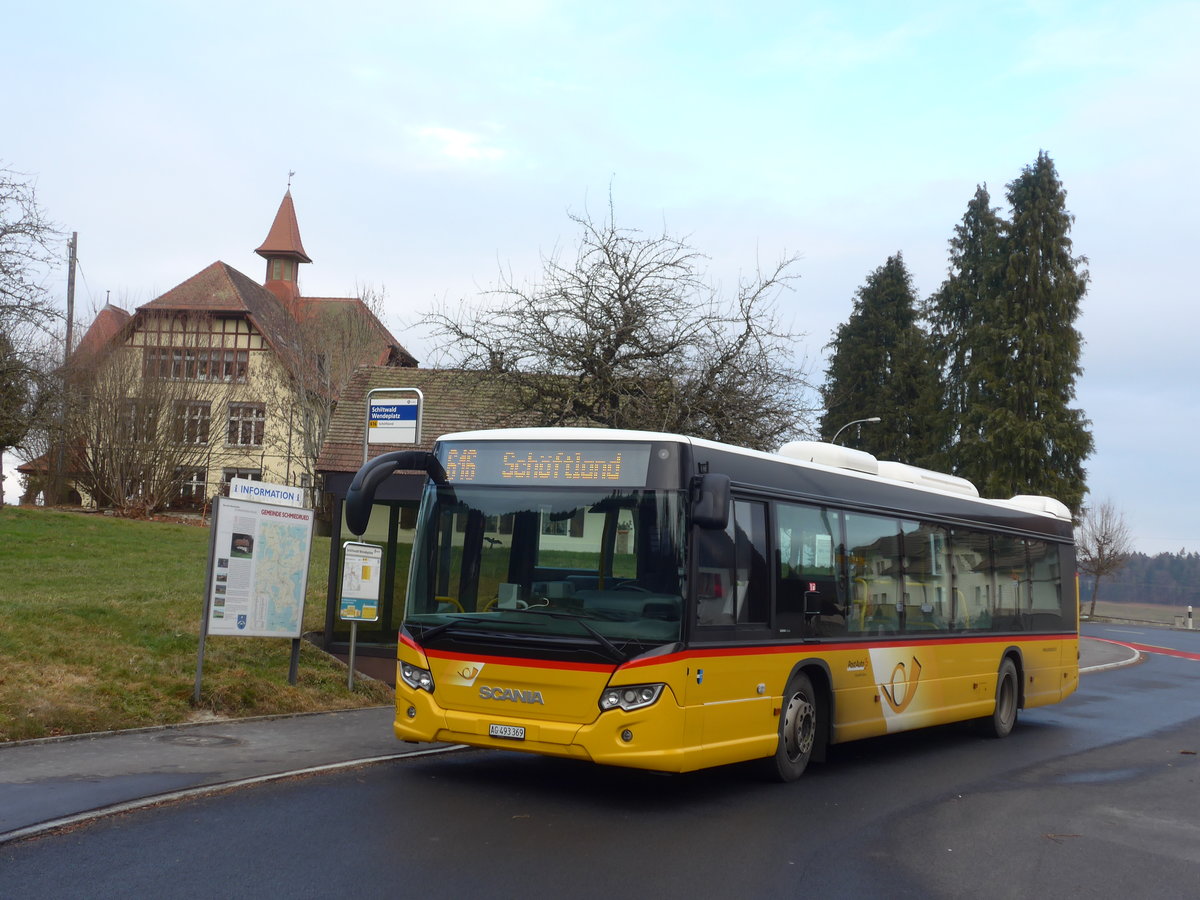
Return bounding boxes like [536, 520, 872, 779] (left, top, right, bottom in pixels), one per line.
[174, 467, 208, 507]
[175, 400, 211, 445]
[121, 398, 156, 443]
[220, 468, 262, 496]
[227, 403, 265, 446]
[541, 510, 585, 538]
[272, 260, 282, 280]
[144, 347, 249, 383]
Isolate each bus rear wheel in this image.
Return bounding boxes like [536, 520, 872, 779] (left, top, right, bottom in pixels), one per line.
[769, 672, 817, 782]
[984, 658, 1019, 738]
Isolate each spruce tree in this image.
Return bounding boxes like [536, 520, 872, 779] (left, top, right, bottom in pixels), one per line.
[965, 152, 1093, 511]
[821, 254, 939, 465]
[925, 184, 1006, 471]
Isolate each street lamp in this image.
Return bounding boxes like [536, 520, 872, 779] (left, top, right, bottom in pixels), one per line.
[830, 416, 881, 445]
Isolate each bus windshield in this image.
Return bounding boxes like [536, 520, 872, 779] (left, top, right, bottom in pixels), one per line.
[404, 484, 686, 649]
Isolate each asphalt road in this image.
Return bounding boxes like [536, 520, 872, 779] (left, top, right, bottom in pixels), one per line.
[4, 625, 1199, 899]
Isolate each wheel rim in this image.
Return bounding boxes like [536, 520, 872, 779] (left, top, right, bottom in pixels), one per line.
[783, 690, 815, 762]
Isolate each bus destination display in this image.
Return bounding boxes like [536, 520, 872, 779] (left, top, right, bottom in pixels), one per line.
[441, 442, 652, 487]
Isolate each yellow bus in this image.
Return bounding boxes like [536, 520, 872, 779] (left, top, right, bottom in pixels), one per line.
[345, 428, 1078, 781]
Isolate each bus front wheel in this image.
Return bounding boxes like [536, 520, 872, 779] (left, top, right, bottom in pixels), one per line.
[769, 672, 817, 782]
[984, 658, 1019, 738]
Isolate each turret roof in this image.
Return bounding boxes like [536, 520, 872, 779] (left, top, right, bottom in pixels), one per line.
[254, 190, 312, 263]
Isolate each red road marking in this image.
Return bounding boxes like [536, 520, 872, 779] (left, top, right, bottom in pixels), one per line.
[1093, 637, 1200, 662]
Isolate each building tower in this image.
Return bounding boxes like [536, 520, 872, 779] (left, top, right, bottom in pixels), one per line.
[255, 190, 312, 309]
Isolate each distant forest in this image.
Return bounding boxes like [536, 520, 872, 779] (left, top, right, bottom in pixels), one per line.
[1081, 550, 1200, 608]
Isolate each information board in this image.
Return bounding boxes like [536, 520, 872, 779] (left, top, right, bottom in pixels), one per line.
[339, 542, 383, 622]
[228, 477, 305, 508]
[206, 496, 315, 638]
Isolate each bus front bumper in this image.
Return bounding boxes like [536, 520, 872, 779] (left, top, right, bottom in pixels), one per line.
[394, 686, 690, 772]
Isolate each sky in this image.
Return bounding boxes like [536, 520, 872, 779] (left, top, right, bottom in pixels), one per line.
[4, 1, 1197, 554]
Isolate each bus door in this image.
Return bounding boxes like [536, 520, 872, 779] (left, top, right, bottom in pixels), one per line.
[688, 498, 778, 763]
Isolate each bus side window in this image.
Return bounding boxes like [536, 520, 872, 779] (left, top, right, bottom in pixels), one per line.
[901, 522, 950, 632]
[732, 500, 769, 624]
[695, 526, 734, 625]
[1028, 539, 1063, 630]
[992, 534, 1027, 630]
[845, 513, 902, 635]
[954, 530, 994, 630]
[775, 502, 845, 637]
[695, 499, 768, 627]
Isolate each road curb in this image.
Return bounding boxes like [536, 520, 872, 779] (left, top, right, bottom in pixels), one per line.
[1080, 638, 1143, 674]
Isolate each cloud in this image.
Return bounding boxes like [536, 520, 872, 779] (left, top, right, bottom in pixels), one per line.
[411, 126, 506, 163]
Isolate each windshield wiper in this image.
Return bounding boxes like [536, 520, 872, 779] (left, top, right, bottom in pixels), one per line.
[511, 608, 628, 663]
[414, 616, 493, 644]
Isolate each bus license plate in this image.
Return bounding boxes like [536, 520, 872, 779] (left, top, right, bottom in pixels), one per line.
[489, 723, 525, 740]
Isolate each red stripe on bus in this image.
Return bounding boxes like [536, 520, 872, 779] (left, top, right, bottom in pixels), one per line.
[406, 631, 1076, 673]
[621, 632, 1077, 669]
[421, 647, 615, 673]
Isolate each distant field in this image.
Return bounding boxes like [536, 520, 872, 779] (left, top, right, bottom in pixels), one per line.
[1084, 599, 1188, 626]
[0, 506, 391, 742]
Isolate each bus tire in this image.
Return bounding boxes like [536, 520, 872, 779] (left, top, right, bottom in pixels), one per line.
[769, 672, 817, 782]
[984, 658, 1019, 738]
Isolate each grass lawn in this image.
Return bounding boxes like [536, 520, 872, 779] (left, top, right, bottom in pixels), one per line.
[0, 506, 392, 742]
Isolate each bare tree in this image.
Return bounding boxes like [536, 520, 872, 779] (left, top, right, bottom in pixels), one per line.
[1, 166, 63, 501]
[1077, 499, 1134, 618]
[423, 200, 813, 450]
[260, 285, 407, 496]
[65, 341, 233, 516]
[0, 329, 34, 496]
[1, 323, 61, 501]
[0, 164, 61, 329]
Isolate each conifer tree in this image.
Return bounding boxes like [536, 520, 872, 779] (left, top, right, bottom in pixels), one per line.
[964, 151, 1092, 511]
[925, 184, 1006, 470]
[821, 254, 939, 465]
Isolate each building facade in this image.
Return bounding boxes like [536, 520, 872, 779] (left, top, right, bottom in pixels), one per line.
[37, 191, 415, 512]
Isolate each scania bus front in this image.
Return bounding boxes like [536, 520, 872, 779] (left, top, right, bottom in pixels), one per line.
[390, 431, 693, 770]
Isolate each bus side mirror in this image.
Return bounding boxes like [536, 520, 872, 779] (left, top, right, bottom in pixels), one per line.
[692, 473, 730, 530]
[345, 450, 447, 536]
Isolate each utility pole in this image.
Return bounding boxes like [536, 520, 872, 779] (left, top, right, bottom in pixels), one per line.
[65, 232, 76, 361]
[48, 232, 77, 506]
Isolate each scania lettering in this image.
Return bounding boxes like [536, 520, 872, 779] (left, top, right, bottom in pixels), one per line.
[479, 687, 546, 704]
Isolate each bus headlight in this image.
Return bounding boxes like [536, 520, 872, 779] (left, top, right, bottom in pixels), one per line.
[400, 662, 435, 693]
[598, 683, 664, 712]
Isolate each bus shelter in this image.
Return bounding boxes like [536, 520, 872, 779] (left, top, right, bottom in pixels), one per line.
[315, 367, 531, 660]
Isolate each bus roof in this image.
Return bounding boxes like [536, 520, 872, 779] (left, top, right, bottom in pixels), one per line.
[433, 427, 1072, 523]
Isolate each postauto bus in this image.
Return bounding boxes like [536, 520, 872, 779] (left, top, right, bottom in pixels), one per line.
[344, 428, 1078, 781]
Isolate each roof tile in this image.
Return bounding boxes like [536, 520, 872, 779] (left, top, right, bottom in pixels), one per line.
[254, 190, 311, 262]
[316, 367, 536, 473]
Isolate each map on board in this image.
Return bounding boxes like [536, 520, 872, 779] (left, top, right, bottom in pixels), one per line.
[207, 497, 314, 638]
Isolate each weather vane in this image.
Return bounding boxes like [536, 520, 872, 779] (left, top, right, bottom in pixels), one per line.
[287, 169, 295, 189]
